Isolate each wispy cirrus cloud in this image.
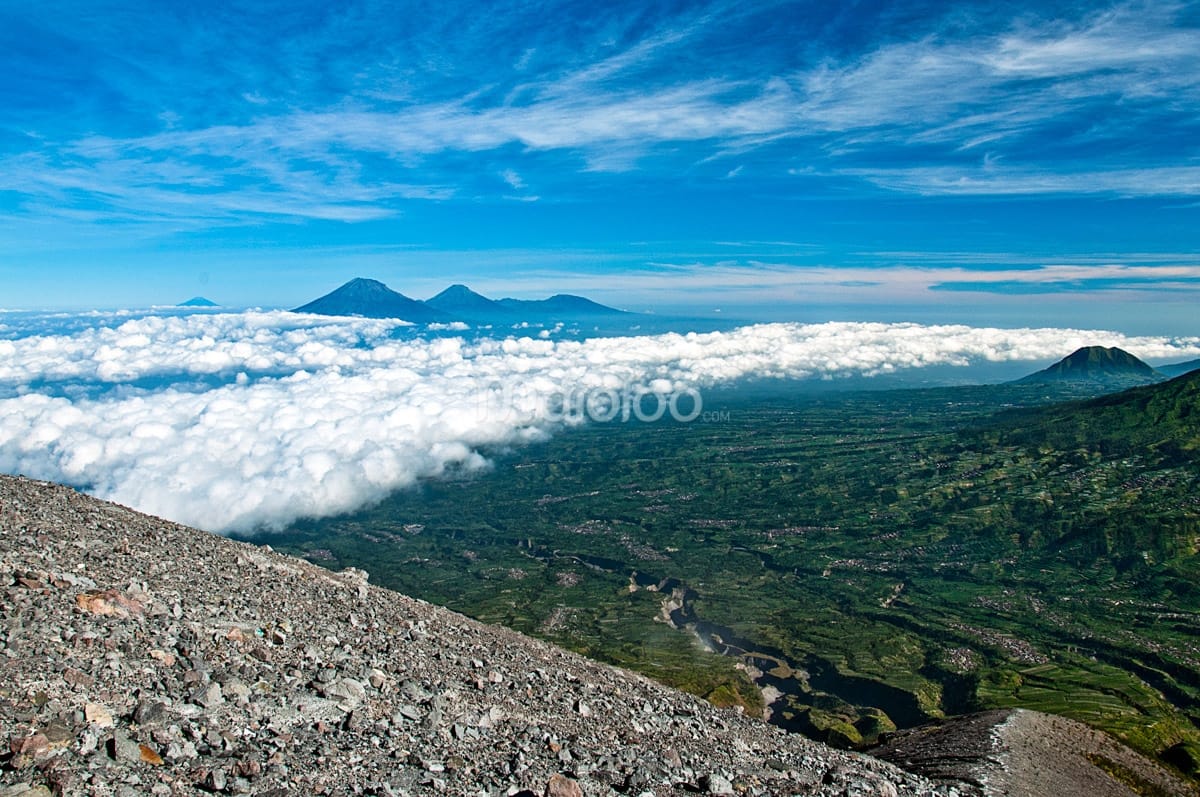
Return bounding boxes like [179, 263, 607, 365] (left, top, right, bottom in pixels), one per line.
[438, 259, 1200, 313]
[844, 165, 1200, 197]
[1, 0, 1198, 230]
[799, 4, 1200, 135]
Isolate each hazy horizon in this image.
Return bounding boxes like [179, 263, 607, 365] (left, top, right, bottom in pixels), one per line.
[4, 278, 1199, 338]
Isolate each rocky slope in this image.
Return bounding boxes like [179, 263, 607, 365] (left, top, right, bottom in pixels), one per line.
[0, 476, 943, 796]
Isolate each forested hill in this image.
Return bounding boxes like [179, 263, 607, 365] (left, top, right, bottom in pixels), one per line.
[986, 369, 1200, 459]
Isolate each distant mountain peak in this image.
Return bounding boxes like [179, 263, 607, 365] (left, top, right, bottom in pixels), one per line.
[1016, 345, 1164, 385]
[292, 278, 452, 322]
[178, 296, 218, 307]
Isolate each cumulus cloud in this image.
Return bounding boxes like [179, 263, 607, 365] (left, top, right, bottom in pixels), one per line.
[0, 311, 411, 391]
[2, 312, 1198, 534]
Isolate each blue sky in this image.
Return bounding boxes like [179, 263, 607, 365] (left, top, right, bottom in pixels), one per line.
[2, 0, 1199, 332]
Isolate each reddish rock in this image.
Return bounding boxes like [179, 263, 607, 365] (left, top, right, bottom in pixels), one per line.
[10, 733, 50, 757]
[74, 589, 144, 618]
[545, 773, 584, 797]
[139, 744, 165, 766]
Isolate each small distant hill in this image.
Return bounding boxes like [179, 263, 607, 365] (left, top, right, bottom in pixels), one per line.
[425, 285, 630, 323]
[1014, 346, 1165, 386]
[1160, 358, 1200, 378]
[292, 278, 453, 323]
[178, 296, 218, 307]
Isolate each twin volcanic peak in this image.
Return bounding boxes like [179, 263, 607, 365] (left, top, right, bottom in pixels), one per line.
[293, 277, 629, 324]
[292, 277, 455, 323]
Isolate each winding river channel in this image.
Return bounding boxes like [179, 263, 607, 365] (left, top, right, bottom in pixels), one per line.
[652, 581, 929, 735]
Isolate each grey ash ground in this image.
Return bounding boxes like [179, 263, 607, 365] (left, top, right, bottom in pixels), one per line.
[1, 475, 1192, 796]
